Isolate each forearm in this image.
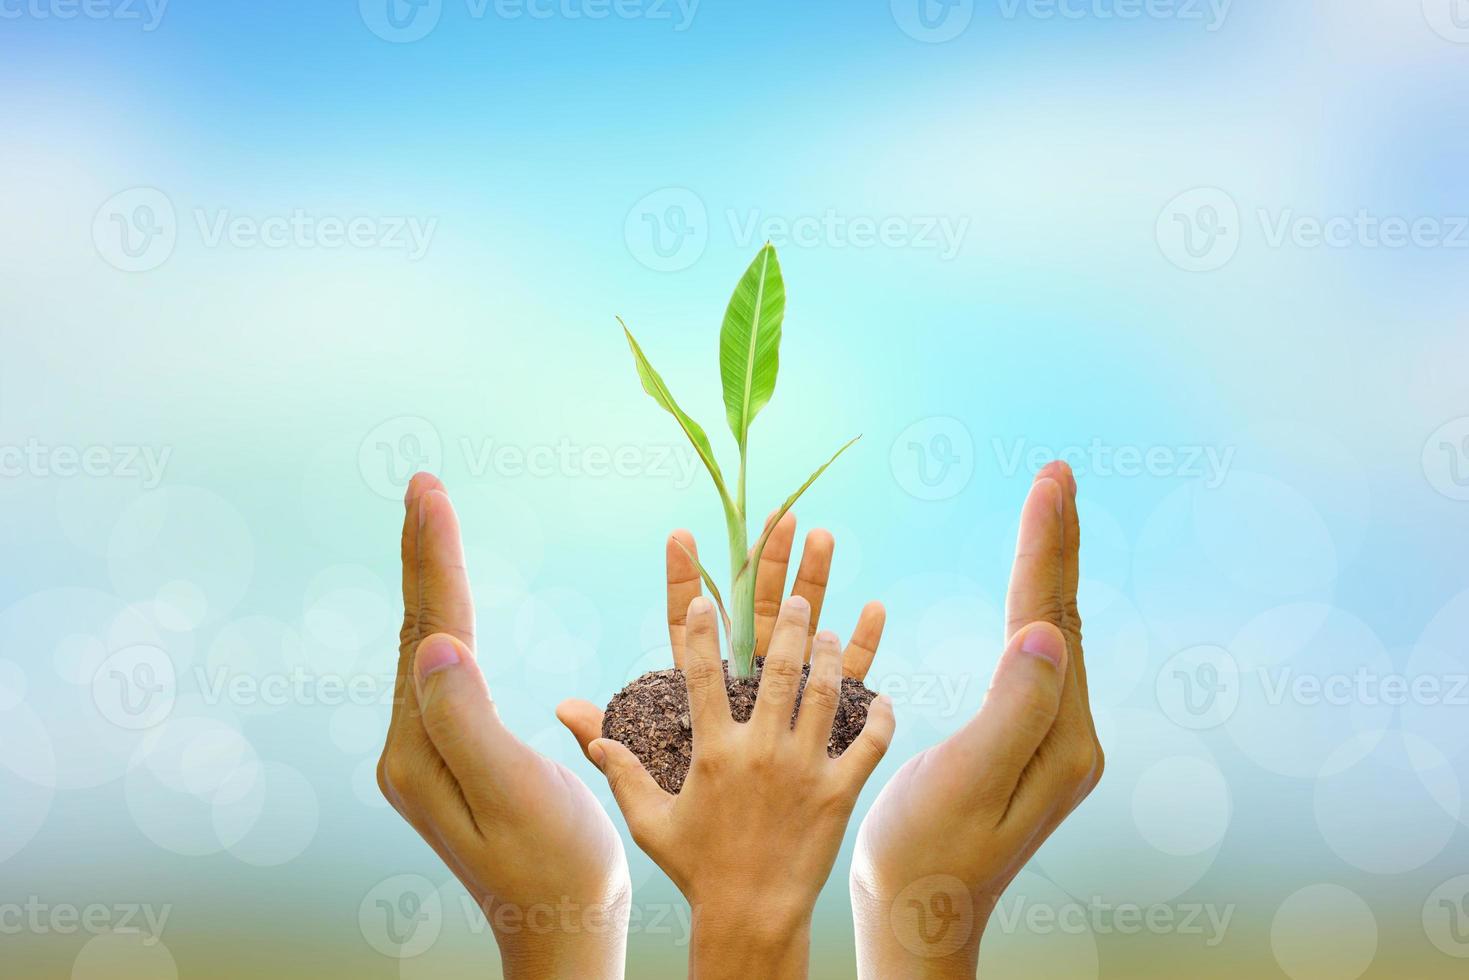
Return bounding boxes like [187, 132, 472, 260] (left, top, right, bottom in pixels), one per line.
[849, 872, 983, 980]
[687, 904, 811, 980]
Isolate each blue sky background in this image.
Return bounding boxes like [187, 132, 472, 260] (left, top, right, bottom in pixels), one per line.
[2, 1, 1468, 977]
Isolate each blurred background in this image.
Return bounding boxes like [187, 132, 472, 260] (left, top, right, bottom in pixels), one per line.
[2, 1, 1467, 976]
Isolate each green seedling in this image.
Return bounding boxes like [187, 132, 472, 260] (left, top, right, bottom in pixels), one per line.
[620, 243, 858, 679]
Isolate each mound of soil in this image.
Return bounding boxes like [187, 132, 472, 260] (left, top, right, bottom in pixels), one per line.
[601, 658, 878, 794]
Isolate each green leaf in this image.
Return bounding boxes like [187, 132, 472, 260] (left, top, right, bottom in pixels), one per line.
[719, 244, 786, 451]
[620, 319, 738, 519]
[669, 536, 733, 641]
[748, 435, 861, 570]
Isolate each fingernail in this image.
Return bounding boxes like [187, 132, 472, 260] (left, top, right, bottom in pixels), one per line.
[1020, 625, 1066, 665]
[588, 740, 607, 770]
[786, 595, 809, 614]
[816, 629, 839, 646]
[415, 635, 461, 683]
[689, 596, 712, 616]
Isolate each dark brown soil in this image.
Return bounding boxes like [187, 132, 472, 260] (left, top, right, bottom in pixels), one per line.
[601, 658, 878, 794]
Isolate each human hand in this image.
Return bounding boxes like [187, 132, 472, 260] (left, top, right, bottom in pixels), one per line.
[849, 461, 1103, 978]
[378, 474, 630, 979]
[555, 512, 887, 762]
[564, 594, 896, 980]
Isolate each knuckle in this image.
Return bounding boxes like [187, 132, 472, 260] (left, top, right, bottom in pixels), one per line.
[682, 656, 724, 694]
[380, 750, 417, 800]
[1063, 746, 1097, 788]
[761, 656, 803, 687]
[801, 677, 840, 714]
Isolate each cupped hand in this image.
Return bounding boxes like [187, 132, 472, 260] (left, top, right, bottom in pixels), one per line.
[378, 474, 629, 979]
[849, 461, 1103, 978]
[565, 595, 895, 980]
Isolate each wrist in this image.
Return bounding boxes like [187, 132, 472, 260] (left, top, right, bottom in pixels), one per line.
[849, 866, 987, 980]
[485, 886, 631, 980]
[687, 898, 811, 980]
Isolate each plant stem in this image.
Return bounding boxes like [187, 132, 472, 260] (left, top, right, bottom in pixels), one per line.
[729, 564, 757, 678]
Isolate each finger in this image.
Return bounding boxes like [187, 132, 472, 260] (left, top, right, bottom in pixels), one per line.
[588, 737, 671, 842]
[682, 596, 732, 736]
[836, 693, 894, 786]
[795, 630, 842, 749]
[666, 529, 702, 670]
[790, 529, 834, 660]
[1004, 476, 1066, 642]
[556, 698, 606, 761]
[397, 472, 445, 684]
[842, 601, 886, 681]
[752, 595, 810, 732]
[412, 633, 520, 813]
[1047, 462, 1088, 708]
[417, 489, 477, 653]
[752, 512, 797, 656]
[935, 622, 1068, 810]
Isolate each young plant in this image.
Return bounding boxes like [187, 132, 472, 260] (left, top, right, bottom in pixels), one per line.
[620, 244, 858, 679]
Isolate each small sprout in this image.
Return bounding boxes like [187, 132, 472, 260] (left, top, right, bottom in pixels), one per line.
[620, 244, 858, 678]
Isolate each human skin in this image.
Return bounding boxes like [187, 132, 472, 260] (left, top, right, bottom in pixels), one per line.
[849, 460, 1104, 978]
[377, 473, 631, 979]
[565, 594, 895, 980]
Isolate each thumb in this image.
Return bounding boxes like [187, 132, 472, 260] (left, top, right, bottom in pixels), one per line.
[939, 621, 1068, 803]
[556, 698, 606, 761]
[413, 632, 519, 807]
[586, 737, 669, 845]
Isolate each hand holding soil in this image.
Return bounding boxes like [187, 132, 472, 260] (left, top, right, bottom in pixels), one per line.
[378, 474, 630, 980]
[573, 595, 895, 980]
[850, 462, 1104, 978]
